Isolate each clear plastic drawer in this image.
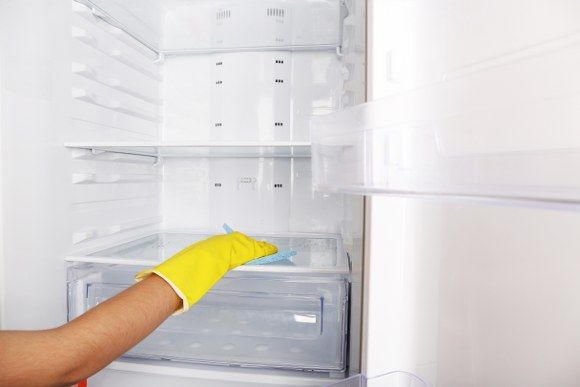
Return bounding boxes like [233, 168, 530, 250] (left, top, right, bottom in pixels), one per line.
[67, 232, 349, 372]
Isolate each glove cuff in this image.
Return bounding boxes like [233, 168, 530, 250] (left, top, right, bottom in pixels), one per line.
[135, 269, 190, 315]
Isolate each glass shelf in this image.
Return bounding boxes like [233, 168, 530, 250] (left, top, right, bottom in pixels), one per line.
[311, 41, 580, 208]
[65, 142, 311, 158]
[66, 231, 349, 275]
[74, 0, 343, 55]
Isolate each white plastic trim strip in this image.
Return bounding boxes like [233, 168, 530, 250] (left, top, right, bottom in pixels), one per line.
[72, 62, 161, 104]
[72, 26, 161, 80]
[72, 216, 163, 244]
[72, 88, 160, 122]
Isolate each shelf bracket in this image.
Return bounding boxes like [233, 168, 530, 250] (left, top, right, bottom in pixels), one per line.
[91, 148, 106, 156]
[153, 52, 166, 64]
[153, 156, 163, 167]
[90, 5, 106, 20]
[336, 45, 343, 57]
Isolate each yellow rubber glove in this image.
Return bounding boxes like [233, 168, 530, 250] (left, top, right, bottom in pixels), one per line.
[135, 232, 277, 314]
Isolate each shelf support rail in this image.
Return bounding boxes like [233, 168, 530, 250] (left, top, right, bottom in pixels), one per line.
[86, 147, 161, 165]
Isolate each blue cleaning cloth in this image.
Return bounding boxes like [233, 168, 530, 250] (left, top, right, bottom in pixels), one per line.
[246, 250, 297, 266]
[222, 224, 297, 266]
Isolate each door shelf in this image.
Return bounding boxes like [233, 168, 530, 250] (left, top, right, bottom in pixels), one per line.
[67, 232, 349, 372]
[74, 0, 343, 55]
[312, 42, 580, 207]
[66, 142, 312, 158]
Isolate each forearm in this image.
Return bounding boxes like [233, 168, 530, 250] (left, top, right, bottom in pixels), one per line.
[0, 274, 181, 387]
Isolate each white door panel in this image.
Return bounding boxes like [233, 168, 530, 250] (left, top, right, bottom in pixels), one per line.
[364, 196, 580, 387]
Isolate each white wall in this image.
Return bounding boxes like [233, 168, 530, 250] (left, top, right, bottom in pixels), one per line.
[0, 3, 5, 328]
[0, 0, 72, 329]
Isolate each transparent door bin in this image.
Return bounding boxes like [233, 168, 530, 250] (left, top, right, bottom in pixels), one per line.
[311, 41, 580, 207]
[67, 235, 349, 372]
[74, 0, 343, 54]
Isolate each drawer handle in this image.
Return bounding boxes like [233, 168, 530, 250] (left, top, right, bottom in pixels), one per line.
[293, 314, 317, 324]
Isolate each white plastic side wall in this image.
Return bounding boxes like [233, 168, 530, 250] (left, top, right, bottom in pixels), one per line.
[68, 1, 162, 253]
[0, 0, 72, 328]
[0, 0, 162, 330]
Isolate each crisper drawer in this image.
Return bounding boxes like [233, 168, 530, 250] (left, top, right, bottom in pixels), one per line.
[67, 264, 349, 372]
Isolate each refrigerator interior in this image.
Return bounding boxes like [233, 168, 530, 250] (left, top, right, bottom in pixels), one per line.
[7, 0, 580, 386]
[0, 0, 366, 386]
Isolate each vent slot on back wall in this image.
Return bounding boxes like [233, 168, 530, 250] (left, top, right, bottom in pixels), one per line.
[216, 9, 232, 23]
[267, 8, 285, 18]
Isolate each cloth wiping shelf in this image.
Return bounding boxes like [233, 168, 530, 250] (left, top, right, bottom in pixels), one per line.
[223, 224, 297, 266]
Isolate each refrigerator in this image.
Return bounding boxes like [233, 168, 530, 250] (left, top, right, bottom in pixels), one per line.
[2, 1, 580, 386]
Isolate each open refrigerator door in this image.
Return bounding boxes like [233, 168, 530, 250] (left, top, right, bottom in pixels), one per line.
[312, 1, 580, 387]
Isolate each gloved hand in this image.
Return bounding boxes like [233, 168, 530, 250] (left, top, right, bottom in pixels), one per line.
[135, 232, 277, 313]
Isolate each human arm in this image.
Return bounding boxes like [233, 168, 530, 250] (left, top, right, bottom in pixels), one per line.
[0, 231, 276, 387]
[0, 274, 181, 387]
